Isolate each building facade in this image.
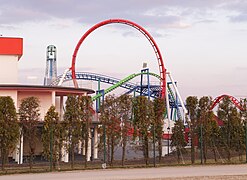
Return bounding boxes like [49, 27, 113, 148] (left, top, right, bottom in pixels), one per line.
[0, 37, 98, 164]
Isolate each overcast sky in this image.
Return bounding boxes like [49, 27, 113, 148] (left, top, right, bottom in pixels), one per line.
[1, 0, 247, 99]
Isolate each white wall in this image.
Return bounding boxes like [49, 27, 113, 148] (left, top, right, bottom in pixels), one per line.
[0, 55, 18, 84]
[0, 90, 17, 107]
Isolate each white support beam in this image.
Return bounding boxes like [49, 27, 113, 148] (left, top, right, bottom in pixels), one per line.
[87, 129, 92, 161]
[167, 72, 187, 123]
[93, 126, 98, 159]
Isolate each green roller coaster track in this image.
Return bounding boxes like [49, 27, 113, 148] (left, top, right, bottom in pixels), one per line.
[91, 71, 182, 120]
[92, 72, 160, 101]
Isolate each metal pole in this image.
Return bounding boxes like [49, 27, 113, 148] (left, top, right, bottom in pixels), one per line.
[153, 124, 156, 167]
[200, 123, 203, 164]
[101, 90, 106, 168]
[96, 80, 101, 113]
[103, 125, 106, 164]
[167, 72, 187, 123]
[167, 127, 170, 156]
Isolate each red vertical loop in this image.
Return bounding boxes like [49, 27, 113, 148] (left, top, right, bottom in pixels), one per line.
[210, 94, 243, 111]
[71, 19, 166, 98]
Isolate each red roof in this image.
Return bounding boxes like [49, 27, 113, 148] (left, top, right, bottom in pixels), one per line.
[0, 37, 23, 60]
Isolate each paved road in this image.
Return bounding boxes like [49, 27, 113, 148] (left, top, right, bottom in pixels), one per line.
[1, 164, 247, 180]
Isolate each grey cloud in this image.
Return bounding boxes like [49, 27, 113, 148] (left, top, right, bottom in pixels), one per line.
[0, 24, 17, 30]
[0, 0, 244, 30]
[122, 30, 165, 38]
[229, 13, 247, 22]
[222, 0, 247, 22]
[194, 19, 217, 24]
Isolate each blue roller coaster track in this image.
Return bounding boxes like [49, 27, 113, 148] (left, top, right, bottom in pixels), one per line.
[50, 71, 183, 120]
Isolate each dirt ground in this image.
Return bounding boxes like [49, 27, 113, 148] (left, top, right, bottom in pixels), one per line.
[144, 175, 247, 180]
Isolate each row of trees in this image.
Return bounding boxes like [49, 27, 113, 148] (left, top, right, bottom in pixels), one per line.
[172, 96, 247, 164]
[42, 95, 94, 170]
[0, 95, 94, 171]
[99, 94, 166, 166]
[0, 96, 41, 170]
[1, 94, 246, 170]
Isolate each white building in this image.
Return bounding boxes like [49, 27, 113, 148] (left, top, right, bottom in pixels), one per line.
[0, 37, 98, 164]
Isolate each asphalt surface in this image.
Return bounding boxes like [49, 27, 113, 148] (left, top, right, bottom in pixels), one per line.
[1, 164, 247, 180]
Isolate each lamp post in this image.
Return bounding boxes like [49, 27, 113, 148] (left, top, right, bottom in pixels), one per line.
[167, 127, 170, 156]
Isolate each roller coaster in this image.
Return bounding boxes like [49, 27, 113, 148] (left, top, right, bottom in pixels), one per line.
[50, 70, 187, 122]
[47, 18, 187, 123]
[47, 18, 245, 127]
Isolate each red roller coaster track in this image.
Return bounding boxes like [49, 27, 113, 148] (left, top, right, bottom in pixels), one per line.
[70, 19, 166, 98]
[210, 94, 244, 111]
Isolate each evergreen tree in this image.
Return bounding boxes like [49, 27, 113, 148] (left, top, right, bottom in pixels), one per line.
[0, 96, 19, 170]
[100, 94, 121, 166]
[42, 105, 62, 170]
[133, 96, 154, 165]
[208, 116, 221, 162]
[19, 97, 40, 170]
[217, 96, 244, 161]
[170, 120, 187, 163]
[63, 95, 81, 169]
[78, 96, 93, 168]
[240, 99, 247, 161]
[197, 96, 214, 163]
[117, 94, 132, 166]
[186, 96, 198, 164]
[153, 97, 165, 162]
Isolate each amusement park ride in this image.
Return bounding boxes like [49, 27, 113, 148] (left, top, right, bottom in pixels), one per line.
[45, 18, 245, 128]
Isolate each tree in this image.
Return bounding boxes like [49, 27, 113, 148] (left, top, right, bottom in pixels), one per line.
[78, 96, 93, 168]
[63, 95, 82, 169]
[217, 96, 243, 161]
[19, 97, 40, 170]
[117, 94, 132, 166]
[170, 120, 187, 163]
[100, 94, 121, 166]
[153, 97, 165, 162]
[0, 96, 19, 170]
[186, 96, 198, 164]
[240, 99, 247, 160]
[42, 105, 62, 170]
[133, 96, 154, 165]
[208, 116, 221, 162]
[197, 96, 214, 163]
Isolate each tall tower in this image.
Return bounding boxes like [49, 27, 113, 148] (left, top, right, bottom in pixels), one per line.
[44, 45, 57, 85]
